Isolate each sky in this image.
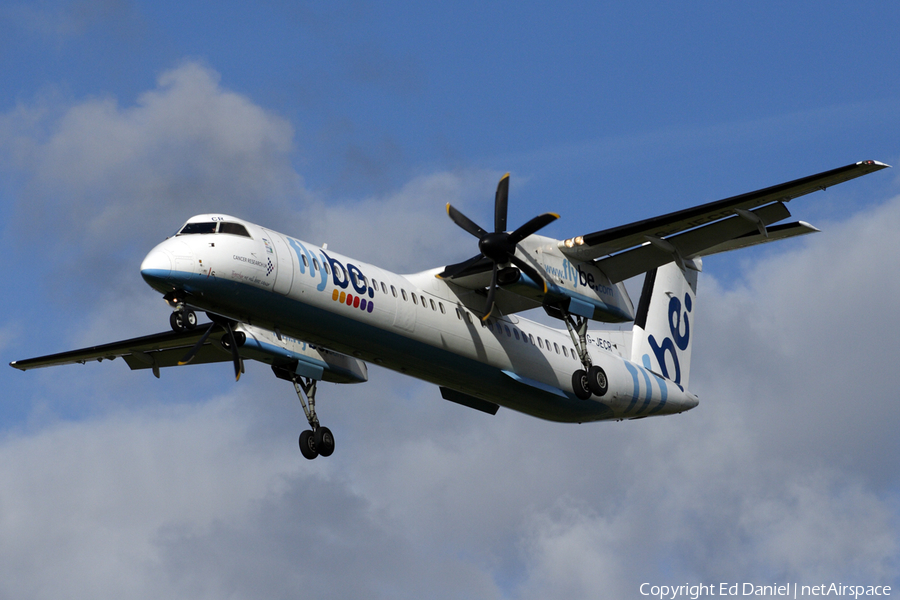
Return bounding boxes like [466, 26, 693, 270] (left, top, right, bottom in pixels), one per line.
[1, 1, 899, 598]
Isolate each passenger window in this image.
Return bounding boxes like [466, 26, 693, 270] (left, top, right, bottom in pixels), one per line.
[545, 339, 551, 351]
[301, 255, 308, 268]
[402, 289, 408, 301]
[391, 285, 397, 298]
[313, 258, 320, 271]
[554, 342, 560, 354]
[456, 308, 462, 320]
[529, 334, 535, 345]
[411, 294, 418, 305]
[381, 282, 387, 294]
[430, 299, 436, 311]
[439, 302, 445, 314]
[504, 325, 511, 337]
[513, 329, 520, 341]
[562, 346, 568, 358]
[537, 338, 543, 349]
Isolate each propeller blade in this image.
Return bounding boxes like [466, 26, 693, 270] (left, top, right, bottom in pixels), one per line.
[509, 255, 548, 294]
[437, 253, 491, 280]
[177, 322, 217, 365]
[447, 204, 488, 239]
[482, 263, 500, 321]
[223, 321, 244, 382]
[507, 212, 559, 245]
[494, 173, 509, 233]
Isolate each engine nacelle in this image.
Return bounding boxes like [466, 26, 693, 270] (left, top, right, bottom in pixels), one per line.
[504, 249, 635, 323]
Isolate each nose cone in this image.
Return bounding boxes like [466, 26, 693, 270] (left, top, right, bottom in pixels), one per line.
[141, 249, 173, 289]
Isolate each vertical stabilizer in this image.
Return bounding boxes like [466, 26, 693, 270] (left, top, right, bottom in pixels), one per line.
[630, 259, 701, 389]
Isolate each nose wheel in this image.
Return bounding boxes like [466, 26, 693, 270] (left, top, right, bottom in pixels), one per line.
[169, 309, 198, 331]
[164, 291, 198, 331]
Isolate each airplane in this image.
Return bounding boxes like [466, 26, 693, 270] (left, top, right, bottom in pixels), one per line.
[10, 160, 889, 459]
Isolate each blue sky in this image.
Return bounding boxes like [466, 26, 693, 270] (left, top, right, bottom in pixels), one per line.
[1, 2, 899, 598]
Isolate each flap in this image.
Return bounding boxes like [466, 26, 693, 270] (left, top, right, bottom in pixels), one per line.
[596, 202, 790, 283]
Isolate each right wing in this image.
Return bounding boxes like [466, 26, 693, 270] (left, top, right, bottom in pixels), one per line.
[10, 323, 367, 384]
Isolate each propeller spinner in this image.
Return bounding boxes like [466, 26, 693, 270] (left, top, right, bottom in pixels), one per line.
[438, 173, 558, 321]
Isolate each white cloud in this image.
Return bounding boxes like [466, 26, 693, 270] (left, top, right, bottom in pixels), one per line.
[4, 61, 302, 273]
[303, 168, 501, 273]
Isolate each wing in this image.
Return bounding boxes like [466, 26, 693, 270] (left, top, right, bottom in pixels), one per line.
[10, 328, 226, 374]
[560, 160, 889, 281]
[10, 324, 368, 384]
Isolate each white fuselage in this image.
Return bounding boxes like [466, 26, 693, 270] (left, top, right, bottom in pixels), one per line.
[140, 215, 698, 422]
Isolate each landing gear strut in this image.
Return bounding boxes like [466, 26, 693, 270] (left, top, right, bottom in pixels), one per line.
[292, 376, 334, 460]
[561, 309, 607, 400]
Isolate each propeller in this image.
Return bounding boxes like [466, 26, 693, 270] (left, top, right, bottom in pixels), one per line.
[177, 316, 244, 381]
[438, 173, 559, 320]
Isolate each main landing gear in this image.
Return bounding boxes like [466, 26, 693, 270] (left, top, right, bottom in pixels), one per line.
[561, 310, 608, 401]
[291, 375, 335, 460]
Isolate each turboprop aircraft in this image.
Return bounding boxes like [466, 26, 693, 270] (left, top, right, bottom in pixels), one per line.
[10, 160, 889, 459]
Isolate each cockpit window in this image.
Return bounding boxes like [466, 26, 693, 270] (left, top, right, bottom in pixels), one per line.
[179, 222, 217, 235]
[218, 222, 251, 237]
[177, 221, 252, 237]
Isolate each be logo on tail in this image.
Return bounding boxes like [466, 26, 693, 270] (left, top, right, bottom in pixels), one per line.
[644, 292, 693, 386]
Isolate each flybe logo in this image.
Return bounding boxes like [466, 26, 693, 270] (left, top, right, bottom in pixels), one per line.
[542, 259, 615, 297]
[287, 238, 376, 314]
[645, 292, 692, 386]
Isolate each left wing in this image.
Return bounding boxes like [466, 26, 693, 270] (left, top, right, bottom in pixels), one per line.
[10, 323, 367, 384]
[560, 160, 889, 279]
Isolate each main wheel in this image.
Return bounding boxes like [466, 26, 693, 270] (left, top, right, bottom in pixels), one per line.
[299, 430, 318, 460]
[587, 365, 608, 397]
[572, 369, 592, 400]
[315, 427, 335, 457]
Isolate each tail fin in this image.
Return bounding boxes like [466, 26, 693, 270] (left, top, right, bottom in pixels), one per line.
[630, 259, 701, 389]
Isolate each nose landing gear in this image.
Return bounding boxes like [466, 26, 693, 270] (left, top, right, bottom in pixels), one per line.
[163, 291, 198, 332]
[169, 309, 197, 331]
